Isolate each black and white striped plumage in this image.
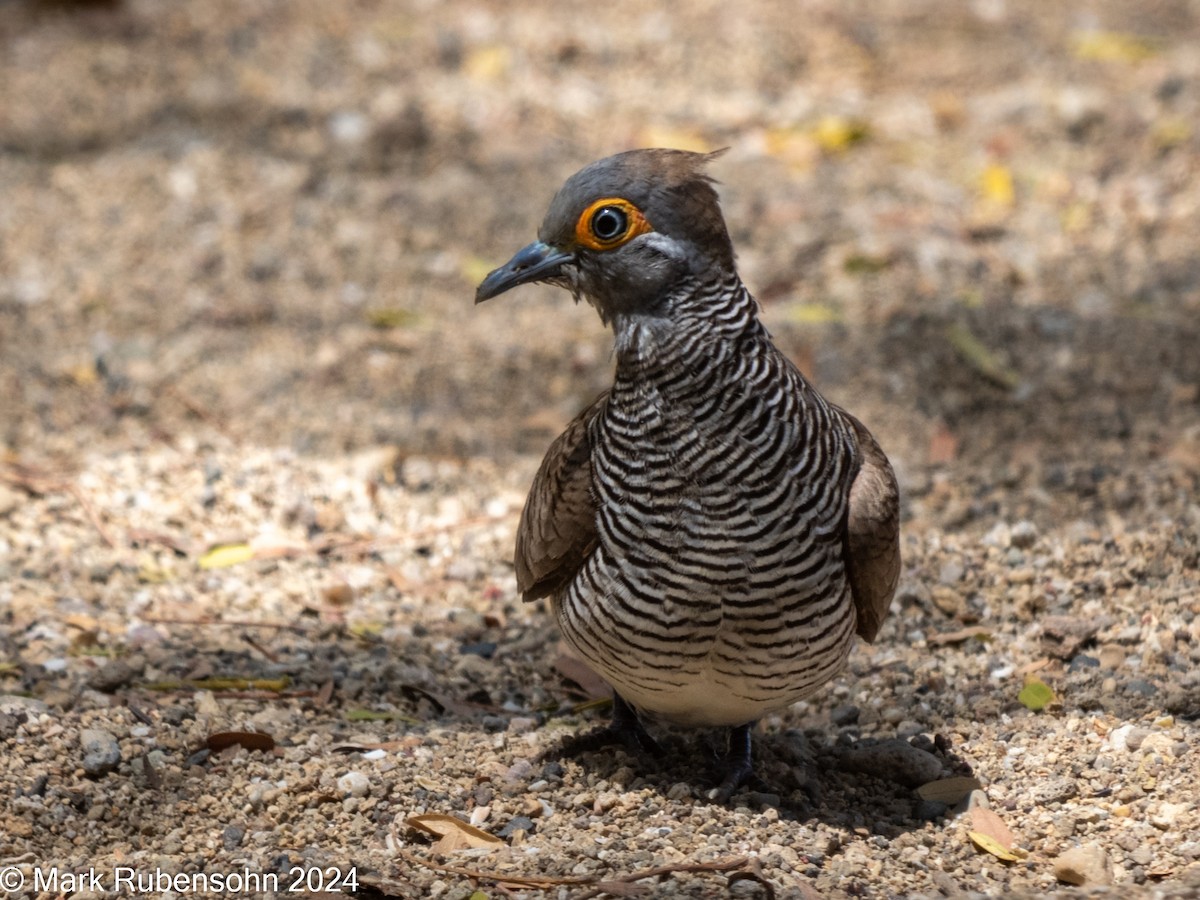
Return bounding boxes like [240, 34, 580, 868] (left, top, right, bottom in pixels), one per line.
[477, 149, 900, 796]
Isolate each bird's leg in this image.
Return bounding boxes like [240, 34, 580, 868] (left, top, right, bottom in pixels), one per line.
[709, 722, 756, 802]
[552, 693, 663, 759]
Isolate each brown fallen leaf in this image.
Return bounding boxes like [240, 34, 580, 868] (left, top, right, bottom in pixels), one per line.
[928, 420, 959, 465]
[916, 776, 983, 805]
[406, 814, 504, 854]
[554, 648, 611, 701]
[206, 731, 276, 753]
[970, 807, 1015, 851]
[927, 626, 992, 646]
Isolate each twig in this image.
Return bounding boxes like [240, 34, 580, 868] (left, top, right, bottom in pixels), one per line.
[400, 851, 752, 896]
[571, 857, 751, 899]
[140, 615, 306, 633]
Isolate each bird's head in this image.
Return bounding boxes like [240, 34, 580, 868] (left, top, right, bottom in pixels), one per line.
[475, 148, 735, 322]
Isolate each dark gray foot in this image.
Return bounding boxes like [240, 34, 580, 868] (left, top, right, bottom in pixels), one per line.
[709, 723, 756, 802]
[551, 693, 663, 759]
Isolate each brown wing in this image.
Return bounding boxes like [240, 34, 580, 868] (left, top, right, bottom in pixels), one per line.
[514, 391, 606, 602]
[835, 408, 902, 643]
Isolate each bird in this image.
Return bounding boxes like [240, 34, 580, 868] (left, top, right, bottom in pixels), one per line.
[475, 148, 901, 800]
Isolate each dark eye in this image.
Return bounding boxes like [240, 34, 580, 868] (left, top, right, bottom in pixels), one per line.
[590, 206, 628, 241]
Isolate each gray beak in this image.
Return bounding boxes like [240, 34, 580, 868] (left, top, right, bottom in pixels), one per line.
[475, 241, 574, 303]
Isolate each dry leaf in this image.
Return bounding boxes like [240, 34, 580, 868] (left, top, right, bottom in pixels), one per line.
[968, 830, 1019, 862]
[970, 807, 1015, 850]
[1018, 677, 1056, 711]
[927, 626, 991, 646]
[980, 164, 1015, 207]
[783, 302, 842, 325]
[206, 731, 276, 753]
[928, 421, 959, 465]
[554, 651, 611, 701]
[813, 115, 868, 153]
[407, 814, 504, 854]
[197, 543, 254, 569]
[944, 323, 1020, 390]
[464, 45, 510, 82]
[1071, 31, 1157, 63]
[916, 776, 983, 805]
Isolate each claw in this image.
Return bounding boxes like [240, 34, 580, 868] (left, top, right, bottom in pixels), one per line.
[708, 722, 755, 803]
[548, 694, 663, 760]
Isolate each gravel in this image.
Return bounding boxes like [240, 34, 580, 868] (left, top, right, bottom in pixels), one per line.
[2, 1, 1200, 898]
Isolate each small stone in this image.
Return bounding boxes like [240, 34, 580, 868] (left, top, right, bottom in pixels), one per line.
[1123, 679, 1157, 697]
[666, 782, 692, 800]
[930, 585, 964, 616]
[839, 739, 942, 788]
[222, 825, 245, 850]
[1150, 801, 1189, 830]
[505, 758, 534, 783]
[460, 641, 497, 659]
[497, 816, 535, 838]
[914, 799, 948, 821]
[1053, 843, 1113, 886]
[1010, 520, 1038, 548]
[80, 728, 121, 777]
[1110, 724, 1150, 752]
[830, 704, 860, 726]
[337, 771, 371, 798]
[938, 562, 964, 584]
[981, 522, 1011, 548]
[1029, 777, 1077, 805]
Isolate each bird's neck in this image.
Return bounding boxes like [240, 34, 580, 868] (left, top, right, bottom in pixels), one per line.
[610, 272, 762, 368]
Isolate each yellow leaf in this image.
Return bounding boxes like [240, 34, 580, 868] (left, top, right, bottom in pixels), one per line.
[1072, 31, 1157, 63]
[365, 307, 420, 329]
[763, 127, 819, 171]
[464, 45, 510, 82]
[349, 621, 384, 639]
[944, 322, 1020, 390]
[197, 543, 254, 569]
[784, 302, 842, 325]
[812, 115, 868, 153]
[1152, 117, 1191, 150]
[69, 362, 99, 387]
[980, 164, 1015, 207]
[968, 831, 1019, 862]
[345, 709, 420, 724]
[138, 561, 174, 583]
[1018, 677, 1056, 711]
[462, 255, 498, 287]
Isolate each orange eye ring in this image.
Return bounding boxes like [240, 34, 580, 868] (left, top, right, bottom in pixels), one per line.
[574, 197, 653, 251]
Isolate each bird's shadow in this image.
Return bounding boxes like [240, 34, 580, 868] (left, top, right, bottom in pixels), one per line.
[532, 706, 973, 836]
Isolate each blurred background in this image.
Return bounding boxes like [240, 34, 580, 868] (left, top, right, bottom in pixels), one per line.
[1, 0, 1198, 489]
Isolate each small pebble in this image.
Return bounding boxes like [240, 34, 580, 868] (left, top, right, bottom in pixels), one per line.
[1053, 843, 1113, 886]
[222, 825, 245, 850]
[1029, 777, 1077, 804]
[498, 816, 535, 838]
[337, 771, 371, 798]
[830, 704, 860, 726]
[1010, 520, 1038, 548]
[80, 728, 121, 777]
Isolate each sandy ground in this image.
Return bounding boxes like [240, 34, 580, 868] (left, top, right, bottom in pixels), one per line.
[2, 1, 1199, 898]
